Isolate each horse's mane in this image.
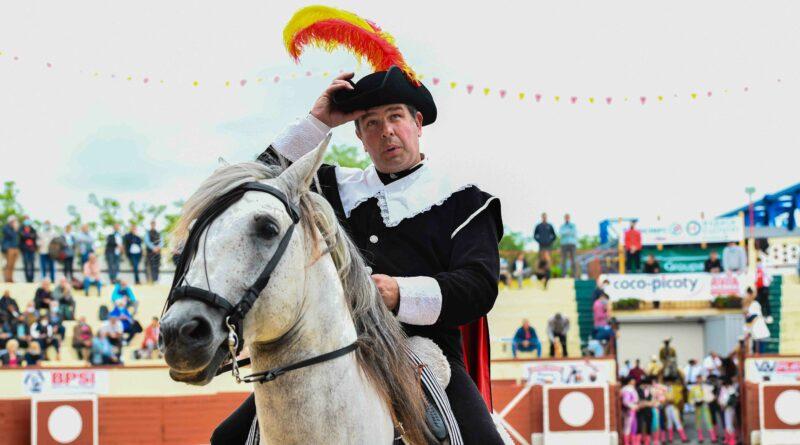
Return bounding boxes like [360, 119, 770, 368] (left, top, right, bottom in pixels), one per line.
[172, 161, 429, 444]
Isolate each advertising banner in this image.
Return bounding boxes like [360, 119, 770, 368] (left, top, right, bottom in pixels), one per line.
[522, 359, 616, 385]
[601, 272, 749, 301]
[606, 216, 744, 246]
[22, 369, 110, 395]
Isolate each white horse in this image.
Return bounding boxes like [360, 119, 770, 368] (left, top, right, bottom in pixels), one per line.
[159, 137, 440, 444]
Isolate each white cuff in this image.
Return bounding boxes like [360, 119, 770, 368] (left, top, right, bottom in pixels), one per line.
[396, 276, 442, 326]
[272, 114, 332, 162]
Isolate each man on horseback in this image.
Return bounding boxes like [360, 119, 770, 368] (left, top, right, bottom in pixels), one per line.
[212, 68, 505, 444]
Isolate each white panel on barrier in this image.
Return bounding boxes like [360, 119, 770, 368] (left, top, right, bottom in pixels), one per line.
[31, 393, 98, 445]
[542, 384, 611, 445]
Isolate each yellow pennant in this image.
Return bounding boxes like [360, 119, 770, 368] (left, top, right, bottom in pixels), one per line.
[127, 76, 132, 81]
[554, 96, 560, 102]
[658, 95, 664, 101]
[589, 97, 595, 104]
[483, 88, 490, 95]
[225, 81, 231, 87]
[257, 78, 263, 83]
[691, 93, 697, 99]
[449, 82, 457, 89]
[193, 80, 199, 87]
[323, 71, 330, 77]
[518, 92, 525, 100]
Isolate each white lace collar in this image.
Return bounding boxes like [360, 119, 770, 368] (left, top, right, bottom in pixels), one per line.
[335, 158, 475, 227]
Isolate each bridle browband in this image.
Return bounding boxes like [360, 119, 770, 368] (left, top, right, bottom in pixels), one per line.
[164, 181, 357, 383]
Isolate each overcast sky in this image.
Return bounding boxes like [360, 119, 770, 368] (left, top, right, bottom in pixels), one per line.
[1, 1, 798, 244]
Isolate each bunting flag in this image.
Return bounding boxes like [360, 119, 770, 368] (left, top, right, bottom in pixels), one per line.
[0, 48, 783, 106]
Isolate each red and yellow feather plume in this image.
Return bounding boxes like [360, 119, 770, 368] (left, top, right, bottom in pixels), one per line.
[283, 5, 419, 85]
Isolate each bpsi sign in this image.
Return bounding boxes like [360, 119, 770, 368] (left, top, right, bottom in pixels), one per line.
[601, 272, 749, 302]
[22, 369, 110, 395]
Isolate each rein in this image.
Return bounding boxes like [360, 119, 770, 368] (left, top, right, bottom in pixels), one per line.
[164, 181, 357, 383]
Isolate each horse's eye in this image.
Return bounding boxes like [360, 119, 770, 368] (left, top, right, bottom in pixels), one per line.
[254, 215, 280, 239]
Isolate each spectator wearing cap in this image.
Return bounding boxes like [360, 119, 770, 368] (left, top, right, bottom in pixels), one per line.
[38, 220, 56, 282]
[624, 220, 642, 273]
[82, 253, 103, 296]
[2, 216, 20, 283]
[19, 216, 38, 283]
[558, 213, 579, 278]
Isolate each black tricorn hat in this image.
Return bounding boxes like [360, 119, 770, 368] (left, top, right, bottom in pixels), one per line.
[332, 66, 437, 126]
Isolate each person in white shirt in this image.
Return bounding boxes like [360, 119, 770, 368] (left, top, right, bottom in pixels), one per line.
[702, 352, 722, 377]
[744, 287, 770, 354]
[683, 358, 706, 385]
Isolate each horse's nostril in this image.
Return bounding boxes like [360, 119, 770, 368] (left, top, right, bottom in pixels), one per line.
[179, 317, 211, 343]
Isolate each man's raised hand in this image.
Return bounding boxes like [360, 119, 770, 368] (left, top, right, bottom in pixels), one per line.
[309, 72, 366, 128]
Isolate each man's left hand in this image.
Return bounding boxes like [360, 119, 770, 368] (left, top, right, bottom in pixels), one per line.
[371, 274, 399, 311]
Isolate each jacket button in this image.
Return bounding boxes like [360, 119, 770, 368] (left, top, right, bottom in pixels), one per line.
[369, 235, 378, 244]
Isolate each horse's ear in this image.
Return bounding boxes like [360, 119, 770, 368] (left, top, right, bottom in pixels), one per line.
[277, 133, 331, 200]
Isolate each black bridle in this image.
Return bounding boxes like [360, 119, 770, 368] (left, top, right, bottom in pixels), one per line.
[164, 181, 357, 383]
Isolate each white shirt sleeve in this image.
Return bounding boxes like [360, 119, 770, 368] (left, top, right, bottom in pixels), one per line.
[396, 276, 443, 326]
[271, 114, 331, 162]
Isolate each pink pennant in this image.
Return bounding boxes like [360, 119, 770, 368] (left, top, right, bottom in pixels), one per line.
[143, 78, 149, 84]
[240, 79, 247, 87]
[707, 91, 712, 97]
[535, 93, 542, 102]
[466, 84, 474, 94]
[640, 96, 647, 105]
[273, 76, 280, 83]
[306, 71, 312, 77]
[499, 89, 507, 98]
[570, 96, 578, 104]
[605, 97, 613, 105]
[46, 62, 52, 68]
[432, 77, 440, 86]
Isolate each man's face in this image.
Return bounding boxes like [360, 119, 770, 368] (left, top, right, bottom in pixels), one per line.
[114, 223, 120, 231]
[541, 213, 547, 222]
[355, 104, 423, 174]
[564, 214, 570, 223]
[711, 251, 718, 259]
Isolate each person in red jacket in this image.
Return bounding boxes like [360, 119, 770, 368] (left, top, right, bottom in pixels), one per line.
[624, 220, 643, 273]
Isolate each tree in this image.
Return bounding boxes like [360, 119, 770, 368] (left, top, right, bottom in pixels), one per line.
[578, 235, 601, 250]
[127, 202, 149, 227]
[323, 144, 371, 169]
[499, 228, 528, 252]
[88, 194, 123, 232]
[0, 181, 24, 225]
[163, 199, 184, 240]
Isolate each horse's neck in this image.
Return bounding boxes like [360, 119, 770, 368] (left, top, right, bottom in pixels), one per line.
[250, 255, 394, 444]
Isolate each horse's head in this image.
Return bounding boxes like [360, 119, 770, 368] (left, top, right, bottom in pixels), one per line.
[159, 136, 330, 385]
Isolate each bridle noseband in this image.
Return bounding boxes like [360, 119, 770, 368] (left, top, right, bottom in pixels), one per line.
[164, 181, 357, 383]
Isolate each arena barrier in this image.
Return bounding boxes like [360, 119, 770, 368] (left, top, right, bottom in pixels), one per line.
[492, 379, 618, 445]
[31, 394, 98, 445]
[742, 355, 800, 445]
